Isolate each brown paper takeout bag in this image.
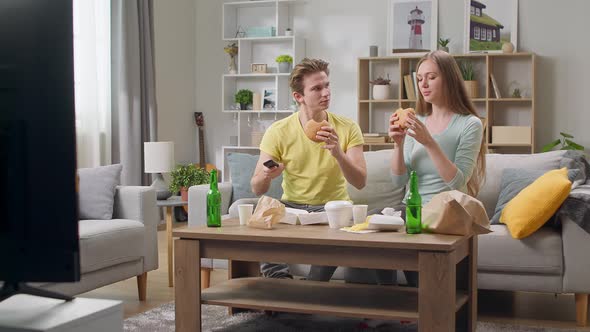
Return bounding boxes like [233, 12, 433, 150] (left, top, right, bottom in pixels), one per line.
[247, 195, 286, 229]
[422, 190, 491, 236]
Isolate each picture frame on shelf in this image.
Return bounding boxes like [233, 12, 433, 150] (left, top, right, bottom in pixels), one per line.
[262, 89, 276, 110]
[251, 63, 267, 74]
[387, 0, 438, 56]
[464, 0, 518, 53]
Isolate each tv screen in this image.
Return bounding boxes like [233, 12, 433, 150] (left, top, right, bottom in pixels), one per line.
[0, 0, 80, 290]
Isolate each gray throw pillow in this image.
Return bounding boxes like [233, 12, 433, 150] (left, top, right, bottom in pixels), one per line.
[491, 168, 577, 225]
[78, 164, 123, 220]
[226, 153, 283, 201]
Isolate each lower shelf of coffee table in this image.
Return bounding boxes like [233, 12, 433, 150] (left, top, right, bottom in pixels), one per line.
[201, 277, 468, 321]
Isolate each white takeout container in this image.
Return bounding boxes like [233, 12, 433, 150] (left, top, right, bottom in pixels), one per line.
[366, 214, 405, 231]
[324, 200, 353, 229]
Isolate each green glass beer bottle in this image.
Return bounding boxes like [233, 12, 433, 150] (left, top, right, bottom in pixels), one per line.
[406, 171, 422, 234]
[207, 169, 221, 227]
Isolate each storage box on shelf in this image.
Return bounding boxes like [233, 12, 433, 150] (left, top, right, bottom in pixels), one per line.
[357, 53, 535, 153]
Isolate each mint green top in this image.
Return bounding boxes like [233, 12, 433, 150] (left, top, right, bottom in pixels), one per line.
[391, 113, 483, 204]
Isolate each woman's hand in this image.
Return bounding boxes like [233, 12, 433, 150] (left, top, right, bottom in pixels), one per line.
[405, 113, 435, 147]
[388, 112, 407, 146]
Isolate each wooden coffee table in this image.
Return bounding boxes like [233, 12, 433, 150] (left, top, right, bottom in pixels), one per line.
[173, 218, 477, 332]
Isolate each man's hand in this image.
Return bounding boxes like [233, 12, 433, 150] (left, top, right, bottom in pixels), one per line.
[317, 125, 343, 158]
[262, 162, 285, 180]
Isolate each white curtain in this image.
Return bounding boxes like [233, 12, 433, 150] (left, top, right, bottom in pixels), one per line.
[73, 0, 111, 168]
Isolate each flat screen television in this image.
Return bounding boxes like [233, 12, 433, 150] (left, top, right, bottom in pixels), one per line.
[0, 0, 80, 301]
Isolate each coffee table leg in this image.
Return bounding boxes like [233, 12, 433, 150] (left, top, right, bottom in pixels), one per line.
[166, 206, 174, 287]
[419, 251, 455, 332]
[456, 236, 478, 332]
[228, 260, 260, 315]
[175, 239, 200, 332]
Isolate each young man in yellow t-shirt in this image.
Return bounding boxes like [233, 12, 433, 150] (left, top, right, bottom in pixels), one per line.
[250, 58, 367, 281]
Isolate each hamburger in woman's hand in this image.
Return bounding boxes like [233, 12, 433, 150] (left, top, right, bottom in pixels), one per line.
[304, 119, 330, 142]
[392, 107, 416, 129]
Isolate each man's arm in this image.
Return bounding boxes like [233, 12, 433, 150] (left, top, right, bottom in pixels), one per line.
[250, 151, 284, 196]
[335, 145, 367, 190]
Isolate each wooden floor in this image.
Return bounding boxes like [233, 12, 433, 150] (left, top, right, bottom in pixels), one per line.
[82, 222, 590, 330]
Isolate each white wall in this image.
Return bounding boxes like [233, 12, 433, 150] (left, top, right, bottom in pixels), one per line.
[156, 0, 590, 168]
[154, 0, 197, 165]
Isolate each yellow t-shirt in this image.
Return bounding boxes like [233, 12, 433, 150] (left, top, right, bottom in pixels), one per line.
[259, 111, 364, 205]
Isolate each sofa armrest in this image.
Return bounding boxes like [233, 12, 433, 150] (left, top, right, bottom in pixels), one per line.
[112, 186, 158, 272]
[562, 215, 590, 293]
[188, 182, 233, 227]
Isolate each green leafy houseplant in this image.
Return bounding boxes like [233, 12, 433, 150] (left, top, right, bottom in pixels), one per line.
[275, 54, 293, 63]
[169, 164, 210, 195]
[542, 132, 585, 152]
[438, 38, 450, 47]
[234, 89, 253, 109]
[458, 60, 476, 81]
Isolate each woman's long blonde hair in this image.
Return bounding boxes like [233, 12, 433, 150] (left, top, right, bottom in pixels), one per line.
[415, 51, 486, 197]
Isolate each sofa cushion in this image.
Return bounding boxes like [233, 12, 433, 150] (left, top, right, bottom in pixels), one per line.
[478, 224, 563, 275]
[78, 164, 123, 220]
[500, 168, 571, 239]
[491, 168, 548, 224]
[347, 149, 405, 211]
[79, 219, 145, 274]
[227, 152, 283, 202]
[477, 150, 567, 218]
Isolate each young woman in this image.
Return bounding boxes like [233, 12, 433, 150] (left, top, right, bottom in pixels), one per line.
[389, 50, 486, 286]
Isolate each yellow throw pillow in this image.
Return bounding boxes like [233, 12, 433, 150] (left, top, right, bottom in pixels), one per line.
[500, 167, 571, 239]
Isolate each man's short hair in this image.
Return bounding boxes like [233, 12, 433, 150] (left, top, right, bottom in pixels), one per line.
[289, 58, 330, 96]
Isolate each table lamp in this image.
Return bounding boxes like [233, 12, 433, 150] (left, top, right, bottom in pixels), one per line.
[144, 141, 175, 200]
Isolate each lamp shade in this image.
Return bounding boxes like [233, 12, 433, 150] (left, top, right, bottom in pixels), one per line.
[144, 141, 174, 173]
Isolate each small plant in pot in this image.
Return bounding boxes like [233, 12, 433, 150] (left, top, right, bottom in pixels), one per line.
[542, 132, 585, 153]
[458, 60, 478, 98]
[169, 164, 210, 201]
[276, 54, 293, 73]
[438, 37, 450, 53]
[234, 89, 253, 110]
[369, 75, 391, 100]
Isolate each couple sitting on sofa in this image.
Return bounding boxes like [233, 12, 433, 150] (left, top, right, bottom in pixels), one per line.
[252, 53, 485, 284]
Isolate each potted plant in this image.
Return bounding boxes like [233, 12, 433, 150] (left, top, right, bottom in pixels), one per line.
[542, 132, 585, 153]
[224, 42, 238, 74]
[285, 28, 293, 36]
[369, 75, 391, 100]
[459, 60, 478, 98]
[438, 38, 450, 53]
[276, 54, 293, 73]
[169, 164, 210, 201]
[234, 89, 253, 110]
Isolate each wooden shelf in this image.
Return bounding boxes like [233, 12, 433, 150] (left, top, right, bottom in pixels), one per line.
[359, 99, 398, 103]
[224, 73, 290, 77]
[488, 98, 532, 102]
[223, 36, 295, 42]
[202, 277, 468, 321]
[487, 143, 532, 147]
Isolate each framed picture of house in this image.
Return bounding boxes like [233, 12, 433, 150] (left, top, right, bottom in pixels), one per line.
[464, 0, 518, 53]
[262, 89, 276, 110]
[387, 0, 438, 56]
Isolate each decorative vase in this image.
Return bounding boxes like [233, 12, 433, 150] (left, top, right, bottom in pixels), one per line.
[372, 85, 390, 100]
[502, 42, 515, 54]
[438, 46, 449, 53]
[228, 54, 237, 74]
[464, 80, 478, 98]
[180, 187, 188, 201]
[285, 30, 293, 36]
[240, 103, 248, 110]
[278, 62, 292, 73]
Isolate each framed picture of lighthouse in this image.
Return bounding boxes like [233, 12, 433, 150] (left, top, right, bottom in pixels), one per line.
[387, 0, 438, 56]
[464, 0, 518, 53]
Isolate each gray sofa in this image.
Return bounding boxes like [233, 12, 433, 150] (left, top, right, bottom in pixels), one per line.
[39, 186, 159, 300]
[188, 149, 590, 325]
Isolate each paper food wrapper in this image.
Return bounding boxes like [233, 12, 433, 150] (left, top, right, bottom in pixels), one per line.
[247, 195, 286, 229]
[422, 190, 491, 236]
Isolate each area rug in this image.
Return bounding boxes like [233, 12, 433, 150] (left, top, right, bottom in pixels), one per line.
[124, 303, 582, 332]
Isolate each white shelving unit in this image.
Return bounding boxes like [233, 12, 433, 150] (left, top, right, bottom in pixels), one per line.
[220, 0, 304, 181]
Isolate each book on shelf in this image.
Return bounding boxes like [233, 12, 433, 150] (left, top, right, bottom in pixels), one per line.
[490, 73, 501, 98]
[364, 137, 387, 144]
[403, 74, 416, 99]
[363, 132, 388, 137]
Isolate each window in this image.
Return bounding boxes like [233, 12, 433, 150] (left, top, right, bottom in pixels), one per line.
[474, 26, 480, 40]
[73, 0, 111, 167]
[476, 8, 481, 16]
[487, 29, 492, 41]
[493, 29, 496, 39]
[471, 6, 475, 15]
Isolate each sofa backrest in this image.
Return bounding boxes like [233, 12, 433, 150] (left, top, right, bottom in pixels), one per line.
[347, 149, 405, 211]
[477, 150, 567, 218]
